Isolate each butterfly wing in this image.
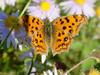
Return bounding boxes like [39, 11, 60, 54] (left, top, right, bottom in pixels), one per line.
[52, 15, 87, 55]
[51, 28, 72, 55]
[53, 15, 87, 37]
[22, 16, 48, 55]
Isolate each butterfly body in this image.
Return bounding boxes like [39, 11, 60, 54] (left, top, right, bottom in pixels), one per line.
[21, 14, 87, 55]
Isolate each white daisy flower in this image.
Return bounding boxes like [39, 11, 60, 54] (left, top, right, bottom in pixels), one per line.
[5, 0, 16, 6]
[0, 0, 6, 10]
[60, 0, 96, 17]
[0, 0, 16, 10]
[28, 0, 60, 22]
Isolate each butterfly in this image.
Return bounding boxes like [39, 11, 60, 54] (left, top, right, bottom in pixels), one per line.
[20, 14, 87, 55]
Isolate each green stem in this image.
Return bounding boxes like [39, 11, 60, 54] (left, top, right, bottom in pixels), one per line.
[63, 57, 97, 75]
[27, 54, 37, 75]
[0, 27, 14, 48]
[19, 0, 32, 17]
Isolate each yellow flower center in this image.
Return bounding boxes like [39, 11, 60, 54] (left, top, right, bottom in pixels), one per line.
[74, 0, 86, 6]
[96, 7, 100, 17]
[40, 1, 51, 11]
[88, 69, 100, 75]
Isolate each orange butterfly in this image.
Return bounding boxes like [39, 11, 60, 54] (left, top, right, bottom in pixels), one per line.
[20, 15, 87, 55]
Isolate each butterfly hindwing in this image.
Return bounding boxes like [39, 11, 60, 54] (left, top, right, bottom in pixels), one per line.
[51, 28, 72, 55]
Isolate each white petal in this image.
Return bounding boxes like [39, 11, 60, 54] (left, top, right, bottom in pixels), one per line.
[19, 44, 22, 51]
[63, 72, 68, 75]
[68, 6, 77, 14]
[43, 71, 48, 75]
[28, 6, 46, 19]
[32, 67, 36, 72]
[11, 32, 17, 49]
[60, 1, 73, 13]
[41, 55, 46, 63]
[83, 4, 95, 17]
[32, 0, 41, 3]
[53, 67, 58, 75]
[60, 1, 73, 6]
[87, 0, 96, 4]
[5, 0, 16, 6]
[47, 70, 53, 75]
[47, 5, 60, 21]
[30, 73, 35, 75]
[0, 0, 6, 10]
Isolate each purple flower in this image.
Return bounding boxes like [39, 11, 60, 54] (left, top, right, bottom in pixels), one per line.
[0, 12, 26, 50]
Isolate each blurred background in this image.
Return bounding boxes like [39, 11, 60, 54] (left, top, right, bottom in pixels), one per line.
[0, 0, 100, 75]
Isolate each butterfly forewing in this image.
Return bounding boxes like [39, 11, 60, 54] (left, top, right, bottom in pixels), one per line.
[52, 14, 87, 55]
[32, 27, 48, 55]
[53, 15, 87, 37]
[22, 16, 48, 55]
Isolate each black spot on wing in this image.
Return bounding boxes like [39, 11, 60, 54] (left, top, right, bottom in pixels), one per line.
[36, 21, 39, 25]
[62, 32, 65, 35]
[31, 30, 34, 34]
[35, 27, 38, 30]
[68, 26, 71, 28]
[63, 26, 66, 30]
[32, 18, 35, 23]
[57, 39, 61, 42]
[28, 24, 31, 26]
[73, 15, 78, 22]
[35, 39, 38, 43]
[31, 26, 34, 29]
[40, 40, 43, 43]
[69, 29, 73, 34]
[64, 37, 68, 42]
[58, 33, 61, 37]
[72, 23, 75, 25]
[65, 17, 69, 23]
[61, 21, 64, 24]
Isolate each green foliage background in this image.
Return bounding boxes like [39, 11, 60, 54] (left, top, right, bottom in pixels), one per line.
[0, 0, 100, 75]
